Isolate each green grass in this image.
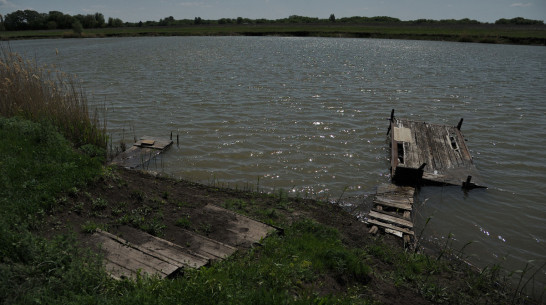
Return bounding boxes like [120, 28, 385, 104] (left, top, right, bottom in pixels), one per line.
[2, 23, 545, 45]
[0, 117, 108, 304]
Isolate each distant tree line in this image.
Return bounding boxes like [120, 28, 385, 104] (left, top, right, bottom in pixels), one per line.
[0, 10, 123, 31]
[0, 10, 543, 31]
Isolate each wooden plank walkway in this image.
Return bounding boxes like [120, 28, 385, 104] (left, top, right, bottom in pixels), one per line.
[201, 204, 278, 247]
[91, 229, 208, 279]
[366, 183, 416, 245]
[90, 204, 277, 280]
[110, 136, 173, 169]
[387, 110, 484, 188]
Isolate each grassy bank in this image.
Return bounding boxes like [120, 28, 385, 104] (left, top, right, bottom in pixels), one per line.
[2, 23, 546, 45]
[0, 51, 539, 304]
[0, 116, 535, 304]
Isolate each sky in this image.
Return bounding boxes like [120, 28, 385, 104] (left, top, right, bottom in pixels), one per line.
[1, 0, 545, 23]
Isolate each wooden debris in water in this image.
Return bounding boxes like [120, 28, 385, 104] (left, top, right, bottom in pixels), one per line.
[110, 136, 173, 169]
[387, 110, 485, 188]
[366, 183, 415, 246]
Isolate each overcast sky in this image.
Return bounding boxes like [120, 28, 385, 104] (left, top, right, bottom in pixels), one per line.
[1, 0, 545, 23]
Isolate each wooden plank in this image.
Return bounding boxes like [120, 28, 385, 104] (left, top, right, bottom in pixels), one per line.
[366, 219, 414, 235]
[374, 196, 412, 211]
[372, 208, 407, 219]
[390, 121, 399, 177]
[135, 136, 173, 150]
[368, 210, 413, 228]
[376, 193, 414, 203]
[393, 126, 414, 143]
[203, 204, 277, 245]
[113, 227, 209, 269]
[93, 230, 179, 278]
[376, 183, 401, 194]
[168, 228, 237, 260]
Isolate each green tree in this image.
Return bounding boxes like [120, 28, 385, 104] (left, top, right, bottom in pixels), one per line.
[329, 14, 336, 22]
[107, 17, 124, 27]
[4, 10, 45, 30]
[72, 20, 83, 35]
[48, 11, 74, 29]
[95, 13, 105, 27]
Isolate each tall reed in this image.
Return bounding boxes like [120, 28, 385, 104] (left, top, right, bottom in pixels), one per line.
[0, 46, 107, 148]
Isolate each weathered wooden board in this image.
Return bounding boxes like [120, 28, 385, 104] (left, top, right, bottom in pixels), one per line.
[369, 210, 413, 228]
[374, 196, 412, 211]
[110, 137, 173, 169]
[134, 136, 173, 150]
[112, 226, 209, 269]
[367, 219, 414, 235]
[165, 227, 237, 261]
[202, 204, 277, 246]
[376, 183, 414, 195]
[91, 229, 196, 279]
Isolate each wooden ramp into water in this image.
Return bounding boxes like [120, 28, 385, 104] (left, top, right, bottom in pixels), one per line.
[366, 184, 415, 245]
[110, 136, 173, 169]
[387, 110, 485, 188]
[90, 204, 277, 280]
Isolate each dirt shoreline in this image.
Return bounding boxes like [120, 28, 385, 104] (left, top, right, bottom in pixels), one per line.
[39, 166, 528, 304]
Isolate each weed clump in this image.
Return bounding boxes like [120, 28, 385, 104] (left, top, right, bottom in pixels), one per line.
[0, 47, 107, 149]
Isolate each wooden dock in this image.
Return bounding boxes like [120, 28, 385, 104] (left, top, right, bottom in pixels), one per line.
[110, 136, 173, 169]
[366, 184, 415, 245]
[90, 204, 277, 279]
[365, 111, 486, 244]
[387, 110, 484, 188]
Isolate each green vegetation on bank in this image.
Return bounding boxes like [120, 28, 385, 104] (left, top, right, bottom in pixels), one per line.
[2, 22, 546, 45]
[0, 48, 107, 148]
[1, 10, 545, 45]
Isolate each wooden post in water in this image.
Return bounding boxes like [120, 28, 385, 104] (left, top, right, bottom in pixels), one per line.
[386, 109, 395, 135]
[457, 118, 464, 130]
[462, 175, 472, 189]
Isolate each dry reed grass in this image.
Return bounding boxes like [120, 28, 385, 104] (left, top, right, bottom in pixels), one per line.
[0, 46, 107, 148]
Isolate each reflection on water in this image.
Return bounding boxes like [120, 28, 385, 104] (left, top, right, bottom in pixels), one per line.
[9, 37, 546, 291]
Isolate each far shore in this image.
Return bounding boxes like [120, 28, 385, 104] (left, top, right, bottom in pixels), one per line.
[2, 22, 546, 46]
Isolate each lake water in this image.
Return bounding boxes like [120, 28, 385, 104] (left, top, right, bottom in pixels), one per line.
[8, 36, 546, 292]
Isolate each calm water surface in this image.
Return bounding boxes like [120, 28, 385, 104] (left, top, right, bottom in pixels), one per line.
[9, 37, 546, 290]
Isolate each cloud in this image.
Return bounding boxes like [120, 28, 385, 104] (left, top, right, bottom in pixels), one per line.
[0, 0, 14, 7]
[510, 2, 533, 7]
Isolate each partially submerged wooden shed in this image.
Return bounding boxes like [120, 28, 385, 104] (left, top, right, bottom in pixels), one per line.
[387, 110, 484, 188]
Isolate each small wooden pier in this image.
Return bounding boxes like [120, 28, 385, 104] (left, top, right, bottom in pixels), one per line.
[110, 136, 173, 169]
[365, 110, 484, 244]
[387, 110, 484, 188]
[367, 184, 415, 245]
[90, 204, 277, 279]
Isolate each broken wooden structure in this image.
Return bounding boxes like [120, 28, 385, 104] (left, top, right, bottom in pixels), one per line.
[387, 109, 485, 188]
[366, 110, 485, 244]
[366, 184, 415, 246]
[110, 136, 173, 169]
[90, 204, 277, 279]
